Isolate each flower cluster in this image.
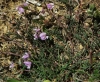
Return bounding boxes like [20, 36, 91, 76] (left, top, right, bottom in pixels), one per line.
[33, 28, 48, 40]
[22, 52, 32, 69]
[16, 2, 28, 14]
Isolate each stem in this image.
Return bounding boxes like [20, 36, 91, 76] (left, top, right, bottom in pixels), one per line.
[89, 49, 93, 74]
[89, 49, 93, 65]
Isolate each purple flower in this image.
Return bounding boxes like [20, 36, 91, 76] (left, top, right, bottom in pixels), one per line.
[39, 32, 48, 40]
[22, 52, 29, 60]
[23, 2, 29, 6]
[33, 28, 41, 32]
[9, 62, 14, 69]
[33, 28, 41, 40]
[16, 6, 24, 14]
[24, 61, 32, 69]
[33, 33, 39, 40]
[33, 28, 48, 40]
[46, 3, 54, 9]
[16, 2, 28, 14]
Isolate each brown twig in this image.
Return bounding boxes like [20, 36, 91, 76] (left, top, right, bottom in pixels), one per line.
[89, 49, 93, 65]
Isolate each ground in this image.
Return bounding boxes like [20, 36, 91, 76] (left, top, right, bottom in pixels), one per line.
[0, 0, 100, 82]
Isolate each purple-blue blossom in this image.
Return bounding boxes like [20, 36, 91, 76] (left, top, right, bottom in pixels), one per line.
[33, 28, 41, 40]
[33, 28, 48, 40]
[9, 62, 14, 69]
[39, 32, 48, 40]
[22, 52, 29, 60]
[23, 2, 29, 6]
[24, 61, 32, 69]
[16, 6, 24, 14]
[16, 2, 28, 14]
[33, 28, 41, 32]
[33, 33, 39, 40]
[46, 3, 54, 9]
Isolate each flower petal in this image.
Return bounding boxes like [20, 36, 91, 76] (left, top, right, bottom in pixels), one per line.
[22, 52, 29, 59]
[47, 3, 54, 9]
[39, 32, 48, 40]
[24, 61, 32, 69]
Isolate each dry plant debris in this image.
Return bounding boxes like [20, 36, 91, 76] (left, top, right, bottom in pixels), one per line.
[0, 0, 100, 82]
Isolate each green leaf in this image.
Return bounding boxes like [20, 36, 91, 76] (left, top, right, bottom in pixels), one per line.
[43, 80, 51, 82]
[89, 4, 96, 11]
[7, 78, 27, 82]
